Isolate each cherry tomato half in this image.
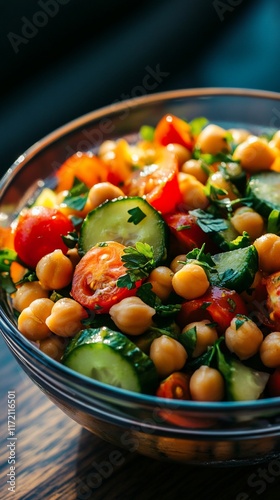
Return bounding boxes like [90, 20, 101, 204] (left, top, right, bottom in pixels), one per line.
[176, 286, 248, 333]
[71, 241, 139, 313]
[154, 114, 193, 151]
[156, 372, 190, 400]
[14, 206, 74, 269]
[125, 149, 182, 214]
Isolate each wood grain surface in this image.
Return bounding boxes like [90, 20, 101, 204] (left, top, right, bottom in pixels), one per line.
[1, 334, 280, 500]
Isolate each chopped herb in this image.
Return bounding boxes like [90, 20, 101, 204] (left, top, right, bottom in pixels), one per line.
[70, 215, 84, 227]
[136, 282, 181, 316]
[186, 244, 216, 270]
[0, 249, 17, 294]
[200, 301, 212, 310]
[180, 326, 197, 357]
[127, 207, 147, 225]
[62, 178, 89, 210]
[0, 249, 17, 272]
[176, 224, 191, 231]
[50, 291, 64, 302]
[139, 125, 155, 142]
[117, 242, 155, 289]
[189, 116, 209, 136]
[227, 297, 236, 313]
[62, 231, 79, 249]
[267, 209, 280, 235]
[189, 209, 228, 234]
[235, 314, 248, 330]
[193, 148, 235, 165]
[15, 270, 37, 286]
[225, 231, 251, 250]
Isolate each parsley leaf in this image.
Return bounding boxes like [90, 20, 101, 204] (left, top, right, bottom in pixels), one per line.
[189, 117, 209, 136]
[189, 209, 228, 234]
[267, 209, 280, 235]
[139, 125, 155, 142]
[62, 178, 89, 210]
[0, 248, 17, 294]
[117, 242, 155, 289]
[62, 231, 79, 249]
[136, 282, 181, 316]
[186, 244, 216, 270]
[193, 148, 235, 165]
[127, 207, 147, 225]
[234, 314, 248, 330]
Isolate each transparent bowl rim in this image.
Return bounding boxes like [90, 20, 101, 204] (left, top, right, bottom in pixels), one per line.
[1, 86, 280, 413]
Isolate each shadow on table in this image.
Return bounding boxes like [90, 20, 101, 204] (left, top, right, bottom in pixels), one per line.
[74, 427, 280, 500]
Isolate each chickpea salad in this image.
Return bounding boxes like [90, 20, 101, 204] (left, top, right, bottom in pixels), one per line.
[2, 113, 280, 402]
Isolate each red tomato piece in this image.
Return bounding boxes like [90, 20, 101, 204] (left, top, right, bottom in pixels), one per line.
[154, 114, 193, 151]
[71, 241, 139, 313]
[55, 152, 109, 192]
[156, 372, 190, 400]
[13, 206, 74, 269]
[266, 368, 280, 398]
[164, 212, 219, 254]
[125, 149, 182, 214]
[176, 286, 248, 333]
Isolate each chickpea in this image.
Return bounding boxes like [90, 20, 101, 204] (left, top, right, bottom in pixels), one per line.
[170, 254, 186, 274]
[147, 266, 174, 301]
[149, 335, 187, 378]
[88, 182, 125, 210]
[182, 320, 218, 357]
[109, 296, 155, 335]
[225, 315, 263, 360]
[13, 281, 49, 312]
[189, 365, 225, 402]
[36, 249, 74, 290]
[208, 171, 238, 200]
[228, 128, 251, 145]
[230, 207, 264, 240]
[98, 139, 117, 158]
[166, 143, 192, 166]
[172, 263, 209, 300]
[260, 332, 280, 368]
[98, 138, 132, 180]
[39, 335, 68, 361]
[195, 124, 230, 155]
[181, 159, 208, 184]
[18, 298, 54, 341]
[254, 233, 280, 273]
[178, 172, 209, 210]
[45, 297, 88, 337]
[233, 136, 276, 171]
[66, 247, 81, 268]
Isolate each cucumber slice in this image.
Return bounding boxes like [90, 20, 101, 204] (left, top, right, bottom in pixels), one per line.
[62, 327, 158, 394]
[216, 341, 269, 401]
[79, 196, 167, 264]
[227, 360, 269, 401]
[210, 245, 258, 293]
[246, 171, 280, 217]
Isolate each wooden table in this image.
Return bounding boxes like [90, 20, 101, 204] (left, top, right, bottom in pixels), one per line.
[1, 334, 280, 500]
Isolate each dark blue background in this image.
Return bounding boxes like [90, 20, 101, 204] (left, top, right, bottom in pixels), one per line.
[1, 0, 279, 175]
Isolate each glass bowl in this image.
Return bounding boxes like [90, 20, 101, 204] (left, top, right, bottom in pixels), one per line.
[1, 88, 280, 466]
